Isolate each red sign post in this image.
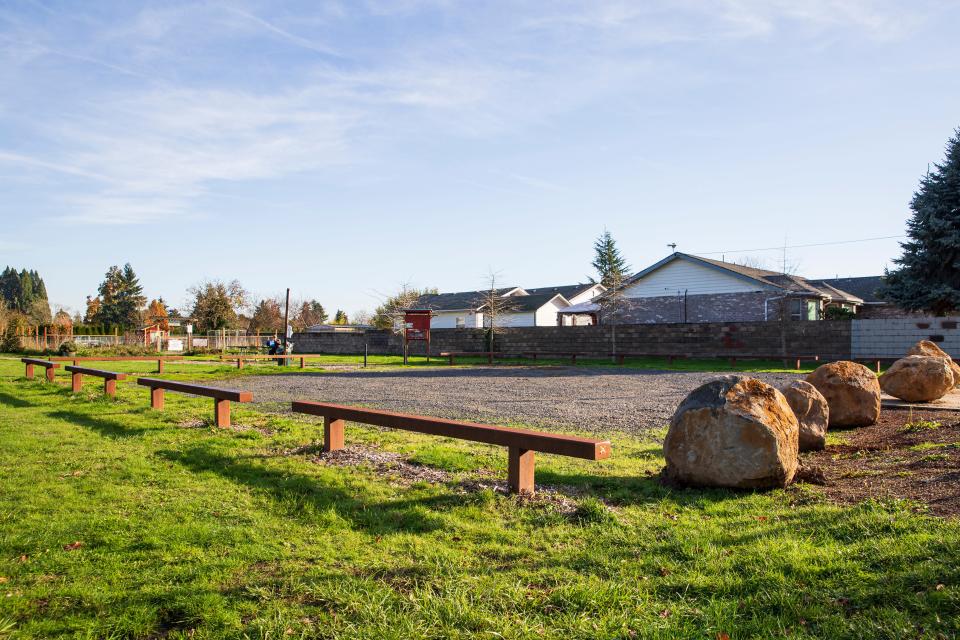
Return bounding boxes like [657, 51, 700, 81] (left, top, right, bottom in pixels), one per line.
[402, 309, 432, 364]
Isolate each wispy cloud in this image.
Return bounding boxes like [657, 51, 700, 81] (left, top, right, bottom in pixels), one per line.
[0, 0, 937, 225]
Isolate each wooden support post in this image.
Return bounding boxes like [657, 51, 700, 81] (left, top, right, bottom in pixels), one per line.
[71, 372, 82, 393]
[729, 357, 737, 369]
[668, 355, 675, 365]
[300, 357, 305, 369]
[150, 387, 164, 410]
[237, 358, 243, 369]
[157, 359, 164, 373]
[104, 379, 117, 398]
[45, 366, 56, 382]
[795, 359, 802, 370]
[24, 363, 34, 380]
[324, 417, 345, 452]
[571, 354, 578, 365]
[448, 354, 455, 365]
[214, 398, 231, 428]
[876, 360, 881, 374]
[488, 351, 494, 365]
[507, 447, 535, 495]
[616, 354, 625, 366]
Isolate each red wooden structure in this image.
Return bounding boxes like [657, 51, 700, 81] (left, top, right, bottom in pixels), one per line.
[402, 309, 433, 362]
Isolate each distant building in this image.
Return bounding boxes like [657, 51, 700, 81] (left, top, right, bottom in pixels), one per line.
[607, 252, 864, 323]
[412, 283, 604, 327]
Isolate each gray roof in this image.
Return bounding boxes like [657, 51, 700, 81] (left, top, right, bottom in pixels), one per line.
[818, 276, 887, 303]
[413, 288, 518, 311]
[503, 293, 567, 312]
[523, 283, 599, 299]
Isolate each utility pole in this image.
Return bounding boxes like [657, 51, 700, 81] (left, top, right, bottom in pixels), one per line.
[282, 287, 291, 353]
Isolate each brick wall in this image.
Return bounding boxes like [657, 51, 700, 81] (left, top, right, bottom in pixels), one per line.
[617, 292, 787, 324]
[851, 317, 960, 358]
[293, 319, 852, 359]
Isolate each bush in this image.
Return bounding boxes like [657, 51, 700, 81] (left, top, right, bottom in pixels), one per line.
[58, 340, 78, 356]
[825, 306, 856, 320]
[0, 329, 21, 353]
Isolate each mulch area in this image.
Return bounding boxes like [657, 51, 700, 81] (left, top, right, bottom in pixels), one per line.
[801, 408, 960, 517]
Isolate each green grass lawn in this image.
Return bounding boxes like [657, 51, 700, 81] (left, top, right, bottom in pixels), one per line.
[0, 358, 954, 638]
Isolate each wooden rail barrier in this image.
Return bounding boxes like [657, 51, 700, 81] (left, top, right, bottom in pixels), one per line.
[137, 378, 253, 427]
[21, 358, 59, 382]
[291, 401, 611, 494]
[611, 353, 820, 370]
[51, 356, 172, 373]
[218, 354, 318, 369]
[65, 365, 126, 397]
[522, 352, 586, 364]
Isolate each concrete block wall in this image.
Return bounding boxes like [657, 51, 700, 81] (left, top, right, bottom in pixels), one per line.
[851, 317, 960, 359]
[293, 320, 853, 360]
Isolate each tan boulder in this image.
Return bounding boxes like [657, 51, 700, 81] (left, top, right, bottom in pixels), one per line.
[880, 355, 954, 402]
[781, 380, 830, 451]
[906, 340, 960, 386]
[806, 361, 881, 427]
[664, 376, 799, 488]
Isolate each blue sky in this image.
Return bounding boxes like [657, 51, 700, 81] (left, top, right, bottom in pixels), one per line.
[1, 1, 958, 318]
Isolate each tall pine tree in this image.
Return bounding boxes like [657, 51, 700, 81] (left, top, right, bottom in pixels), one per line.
[93, 263, 146, 328]
[882, 128, 960, 315]
[591, 230, 631, 288]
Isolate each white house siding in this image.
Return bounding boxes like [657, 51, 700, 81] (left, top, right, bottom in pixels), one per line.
[535, 298, 567, 326]
[623, 260, 772, 298]
[497, 312, 537, 327]
[430, 310, 482, 329]
[567, 285, 605, 305]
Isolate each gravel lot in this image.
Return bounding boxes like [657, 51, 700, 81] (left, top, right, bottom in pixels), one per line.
[241, 366, 801, 436]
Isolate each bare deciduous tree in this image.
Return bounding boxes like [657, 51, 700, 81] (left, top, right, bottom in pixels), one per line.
[475, 271, 519, 352]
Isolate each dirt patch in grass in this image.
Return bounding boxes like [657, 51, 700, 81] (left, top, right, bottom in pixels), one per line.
[801, 408, 960, 516]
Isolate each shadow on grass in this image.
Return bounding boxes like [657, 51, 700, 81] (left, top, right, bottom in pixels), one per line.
[47, 409, 152, 439]
[158, 444, 469, 535]
[0, 390, 32, 408]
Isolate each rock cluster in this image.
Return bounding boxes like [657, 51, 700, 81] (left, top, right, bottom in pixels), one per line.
[664, 343, 958, 489]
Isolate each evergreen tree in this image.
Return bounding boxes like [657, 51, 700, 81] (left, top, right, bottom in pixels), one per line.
[93, 263, 146, 328]
[882, 128, 960, 314]
[293, 300, 328, 330]
[0, 266, 51, 324]
[333, 309, 348, 325]
[592, 230, 631, 288]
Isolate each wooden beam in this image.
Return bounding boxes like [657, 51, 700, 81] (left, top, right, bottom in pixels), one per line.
[507, 447, 535, 495]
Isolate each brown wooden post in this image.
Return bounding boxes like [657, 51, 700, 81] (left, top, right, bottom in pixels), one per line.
[876, 360, 881, 374]
[571, 354, 578, 365]
[45, 365, 56, 382]
[214, 399, 231, 427]
[157, 359, 164, 373]
[507, 447, 535, 495]
[71, 371, 82, 393]
[448, 354, 455, 365]
[324, 417, 345, 452]
[24, 363, 34, 380]
[300, 356, 305, 369]
[729, 357, 737, 369]
[104, 379, 117, 398]
[668, 355, 675, 365]
[795, 358, 801, 370]
[150, 387, 164, 410]
[616, 354, 625, 366]
[237, 358, 243, 369]
[488, 351, 493, 365]
[73, 358, 78, 366]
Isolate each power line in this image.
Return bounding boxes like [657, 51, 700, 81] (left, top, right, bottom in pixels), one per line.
[694, 235, 904, 256]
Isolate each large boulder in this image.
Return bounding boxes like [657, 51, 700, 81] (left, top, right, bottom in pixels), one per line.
[781, 380, 830, 451]
[906, 340, 960, 386]
[664, 376, 799, 488]
[806, 361, 881, 427]
[880, 355, 954, 402]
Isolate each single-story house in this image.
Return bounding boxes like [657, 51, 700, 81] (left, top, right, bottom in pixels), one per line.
[524, 283, 606, 325]
[817, 275, 915, 318]
[602, 252, 864, 324]
[413, 283, 601, 327]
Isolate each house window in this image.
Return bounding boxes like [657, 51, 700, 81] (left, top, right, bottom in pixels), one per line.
[456, 317, 465, 328]
[806, 300, 819, 321]
[790, 299, 803, 321]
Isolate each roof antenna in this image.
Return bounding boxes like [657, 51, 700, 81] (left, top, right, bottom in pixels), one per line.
[667, 243, 677, 252]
